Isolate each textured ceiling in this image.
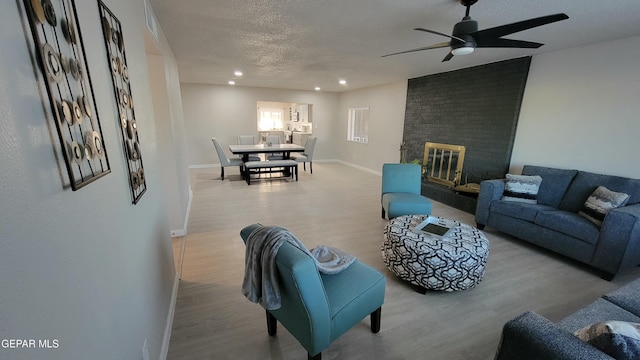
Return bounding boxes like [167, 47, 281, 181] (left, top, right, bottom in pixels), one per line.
[148, 0, 640, 92]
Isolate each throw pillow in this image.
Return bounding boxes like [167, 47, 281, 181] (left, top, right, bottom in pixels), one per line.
[574, 321, 640, 360]
[502, 174, 543, 204]
[578, 186, 630, 226]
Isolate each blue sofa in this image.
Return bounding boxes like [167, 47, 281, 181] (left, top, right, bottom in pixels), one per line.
[495, 277, 640, 359]
[475, 165, 640, 279]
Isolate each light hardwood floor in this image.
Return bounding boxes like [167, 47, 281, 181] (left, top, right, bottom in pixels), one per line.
[168, 163, 640, 360]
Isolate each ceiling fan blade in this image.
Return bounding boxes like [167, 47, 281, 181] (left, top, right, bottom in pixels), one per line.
[473, 13, 568, 41]
[476, 38, 544, 49]
[381, 42, 450, 57]
[442, 52, 454, 62]
[414, 28, 465, 43]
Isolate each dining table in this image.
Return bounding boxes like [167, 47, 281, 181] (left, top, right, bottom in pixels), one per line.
[228, 143, 305, 162]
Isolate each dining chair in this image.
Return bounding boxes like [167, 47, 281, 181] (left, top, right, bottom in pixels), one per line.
[381, 163, 432, 219]
[291, 137, 317, 173]
[265, 134, 284, 160]
[237, 135, 256, 145]
[211, 137, 244, 180]
[237, 135, 261, 161]
[240, 223, 386, 360]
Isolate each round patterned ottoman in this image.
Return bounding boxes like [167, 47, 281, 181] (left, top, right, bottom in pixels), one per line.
[381, 215, 489, 292]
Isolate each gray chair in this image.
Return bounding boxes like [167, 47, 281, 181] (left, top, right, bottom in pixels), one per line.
[265, 135, 284, 160]
[264, 134, 281, 145]
[211, 137, 244, 180]
[237, 135, 261, 161]
[292, 137, 317, 174]
[237, 135, 256, 145]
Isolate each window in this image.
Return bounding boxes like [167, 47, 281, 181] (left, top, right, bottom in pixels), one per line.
[258, 108, 284, 131]
[347, 107, 369, 144]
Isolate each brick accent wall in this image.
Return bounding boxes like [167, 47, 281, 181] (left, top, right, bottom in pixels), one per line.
[403, 57, 532, 185]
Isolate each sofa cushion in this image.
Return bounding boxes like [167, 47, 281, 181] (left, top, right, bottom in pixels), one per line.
[579, 186, 630, 226]
[574, 321, 640, 360]
[559, 298, 640, 333]
[604, 278, 640, 317]
[502, 174, 543, 204]
[522, 165, 578, 208]
[560, 171, 640, 213]
[535, 210, 600, 245]
[491, 201, 556, 223]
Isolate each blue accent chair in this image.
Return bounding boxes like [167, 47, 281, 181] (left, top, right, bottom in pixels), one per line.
[381, 163, 432, 219]
[240, 224, 386, 360]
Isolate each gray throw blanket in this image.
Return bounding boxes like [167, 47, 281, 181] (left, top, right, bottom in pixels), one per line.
[242, 226, 355, 310]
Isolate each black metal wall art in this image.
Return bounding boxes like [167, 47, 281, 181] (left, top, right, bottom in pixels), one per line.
[99, 1, 147, 204]
[22, 0, 111, 190]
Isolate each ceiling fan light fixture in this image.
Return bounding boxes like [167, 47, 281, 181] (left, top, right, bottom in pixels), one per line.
[382, 0, 568, 62]
[451, 46, 475, 56]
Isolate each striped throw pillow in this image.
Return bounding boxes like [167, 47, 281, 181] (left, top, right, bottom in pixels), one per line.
[502, 174, 543, 204]
[579, 186, 629, 226]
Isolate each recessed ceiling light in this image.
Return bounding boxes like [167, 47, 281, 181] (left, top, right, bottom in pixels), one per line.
[339, 79, 347, 85]
[228, 80, 235, 85]
[314, 86, 321, 91]
[234, 71, 243, 77]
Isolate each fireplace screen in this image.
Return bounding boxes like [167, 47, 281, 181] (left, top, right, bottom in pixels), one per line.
[423, 142, 466, 187]
[423, 142, 480, 194]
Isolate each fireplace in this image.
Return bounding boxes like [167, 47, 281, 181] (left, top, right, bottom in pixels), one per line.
[402, 57, 532, 213]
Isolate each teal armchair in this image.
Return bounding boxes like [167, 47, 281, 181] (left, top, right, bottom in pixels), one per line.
[381, 163, 432, 219]
[240, 224, 386, 360]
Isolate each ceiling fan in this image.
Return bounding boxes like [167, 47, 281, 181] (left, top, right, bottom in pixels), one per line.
[382, 0, 568, 61]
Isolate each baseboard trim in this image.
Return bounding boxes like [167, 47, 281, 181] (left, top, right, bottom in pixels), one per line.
[335, 160, 382, 176]
[170, 229, 186, 237]
[170, 186, 193, 238]
[159, 273, 180, 360]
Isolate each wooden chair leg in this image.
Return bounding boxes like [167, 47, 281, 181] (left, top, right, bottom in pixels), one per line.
[381, 208, 386, 219]
[370, 307, 382, 333]
[308, 352, 321, 360]
[266, 310, 277, 336]
[303, 162, 306, 171]
[220, 167, 225, 180]
[309, 162, 312, 174]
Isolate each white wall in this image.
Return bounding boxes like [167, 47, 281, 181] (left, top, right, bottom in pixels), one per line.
[330, 37, 640, 179]
[511, 35, 640, 179]
[336, 80, 408, 173]
[0, 1, 177, 359]
[145, 21, 191, 236]
[180, 36, 640, 183]
[180, 84, 339, 166]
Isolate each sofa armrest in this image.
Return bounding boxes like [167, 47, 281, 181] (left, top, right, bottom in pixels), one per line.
[591, 203, 640, 276]
[475, 179, 505, 227]
[495, 311, 613, 360]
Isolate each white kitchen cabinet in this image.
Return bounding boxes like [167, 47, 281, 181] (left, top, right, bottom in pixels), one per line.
[290, 103, 311, 123]
[298, 104, 309, 122]
[292, 132, 311, 146]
